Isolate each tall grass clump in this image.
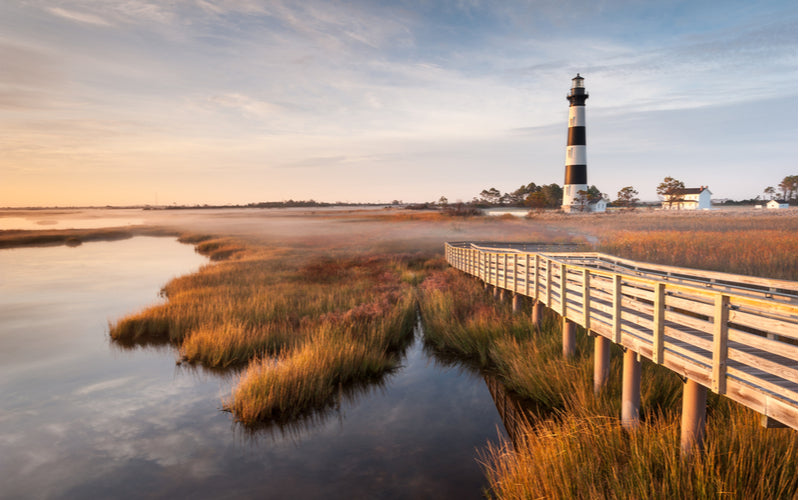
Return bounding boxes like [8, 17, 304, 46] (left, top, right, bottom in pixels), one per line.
[418, 267, 536, 366]
[482, 404, 797, 499]
[227, 289, 416, 424]
[111, 234, 425, 423]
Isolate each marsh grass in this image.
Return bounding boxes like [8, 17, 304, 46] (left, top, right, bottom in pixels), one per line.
[598, 229, 798, 280]
[110, 234, 426, 423]
[226, 291, 416, 424]
[482, 405, 797, 499]
[418, 268, 536, 366]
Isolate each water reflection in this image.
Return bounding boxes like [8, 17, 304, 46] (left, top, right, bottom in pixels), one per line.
[483, 375, 536, 444]
[0, 214, 144, 230]
[0, 238, 509, 499]
[420, 340, 531, 446]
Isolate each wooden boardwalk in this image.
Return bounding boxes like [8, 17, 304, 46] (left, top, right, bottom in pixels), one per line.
[445, 242, 798, 430]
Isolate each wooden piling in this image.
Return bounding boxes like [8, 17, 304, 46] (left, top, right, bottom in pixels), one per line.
[562, 318, 576, 358]
[531, 300, 543, 326]
[593, 334, 610, 395]
[512, 293, 522, 313]
[680, 379, 708, 457]
[621, 349, 642, 429]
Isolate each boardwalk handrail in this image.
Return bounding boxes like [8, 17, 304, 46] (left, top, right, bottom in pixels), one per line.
[445, 242, 799, 429]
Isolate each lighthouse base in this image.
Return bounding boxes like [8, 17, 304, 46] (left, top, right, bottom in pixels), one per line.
[561, 183, 588, 212]
[561, 184, 607, 213]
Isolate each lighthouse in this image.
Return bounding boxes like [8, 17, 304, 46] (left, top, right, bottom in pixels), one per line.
[562, 73, 589, 212]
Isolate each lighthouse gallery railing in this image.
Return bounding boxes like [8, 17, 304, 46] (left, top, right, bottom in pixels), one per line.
[445, 242, 798, 429]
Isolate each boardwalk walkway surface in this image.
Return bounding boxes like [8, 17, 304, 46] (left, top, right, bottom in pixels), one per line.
[445, 242, 798, 430]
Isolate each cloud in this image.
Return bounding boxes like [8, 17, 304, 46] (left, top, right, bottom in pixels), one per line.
[46, 6, 112, 26]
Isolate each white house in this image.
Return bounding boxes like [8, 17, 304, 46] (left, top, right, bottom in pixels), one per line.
[588, 199, 607, 212]
[662, 186, 712, 210]
[767, 200, 789, 209]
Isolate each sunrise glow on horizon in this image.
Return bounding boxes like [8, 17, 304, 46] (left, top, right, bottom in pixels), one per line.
[1, 1, 797, 207]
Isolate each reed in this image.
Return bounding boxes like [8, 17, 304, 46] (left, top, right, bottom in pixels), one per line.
[226, 289, 416, 424]
[418, 267, 535, 365]
[482, 405, 797, 499]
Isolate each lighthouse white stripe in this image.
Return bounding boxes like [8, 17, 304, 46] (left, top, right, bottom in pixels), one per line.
[562, 183, 589, 207]
[565, 145, 587, 165]
[568, 106, 585, 127]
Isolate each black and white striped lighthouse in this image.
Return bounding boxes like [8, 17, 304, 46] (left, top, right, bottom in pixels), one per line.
[562, 73, 589, 212]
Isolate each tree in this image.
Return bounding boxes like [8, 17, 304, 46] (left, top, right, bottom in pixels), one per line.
[778, 175, 798, 202]
[763, 186, 776, 201]
[479, 187, 501, 205]
[524, 190, 548, 209]
[575, 189, 591, 212]
[437, 196, 449, 207]
[541, 183, 563, 208]
[506, 183, 538, 206]
[657, 176, 685, 209]
[615, 186, 639, 210]
[585, 185, 606, 202]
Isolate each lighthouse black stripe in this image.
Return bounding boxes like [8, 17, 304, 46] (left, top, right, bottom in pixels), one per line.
[567, 126, 586, 146]
[564, 164, 587, 185]
[567, 95, 588, 106]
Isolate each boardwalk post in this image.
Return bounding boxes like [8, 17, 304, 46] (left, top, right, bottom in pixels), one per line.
[559, 263, 567, 318]
[512, 254, 518, 295]
[594, 335, 610, 394]
[680, 378, 708, 457]
[530, 254, 543, 325]
[512, 293, 522, 313]
[621, 349, 642, 428]
[531, 300, 543, 326]
[711, 294, 730, 394]
[583, 268, 591, 330]
[546, 260, 552, 309]
[612, 274, 622, 343]
[525, 254, 531, 297]
[653, 282, 665, 364]
[503, 253, 509, 292]
[562, 318, 576, 358]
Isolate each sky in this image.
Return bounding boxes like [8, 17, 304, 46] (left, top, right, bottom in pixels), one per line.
[0, 0, 797, 207]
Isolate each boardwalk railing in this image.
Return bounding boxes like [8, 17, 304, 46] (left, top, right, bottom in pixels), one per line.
[445, 242, 798, 433]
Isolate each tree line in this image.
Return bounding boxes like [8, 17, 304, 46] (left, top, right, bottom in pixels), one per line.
[438, 173, 797, 212]
[763, 175, 798, 202]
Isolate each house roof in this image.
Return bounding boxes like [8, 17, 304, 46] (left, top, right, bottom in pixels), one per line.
[677, 186, 710, 195]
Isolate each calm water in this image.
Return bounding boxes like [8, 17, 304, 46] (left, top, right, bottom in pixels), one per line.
[0, 237, 507, 499]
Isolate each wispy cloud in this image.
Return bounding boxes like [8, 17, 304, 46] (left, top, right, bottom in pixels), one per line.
[46, 6, 112, 26]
